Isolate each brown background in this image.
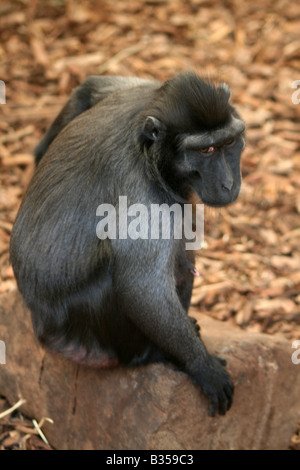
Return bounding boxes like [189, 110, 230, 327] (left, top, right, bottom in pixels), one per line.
[0, 0, 299, 449]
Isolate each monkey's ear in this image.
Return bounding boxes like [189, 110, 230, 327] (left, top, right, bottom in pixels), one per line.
[142, 116, 166, 141]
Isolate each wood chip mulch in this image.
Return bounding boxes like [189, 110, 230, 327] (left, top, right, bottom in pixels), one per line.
[0, 0, 299, 450]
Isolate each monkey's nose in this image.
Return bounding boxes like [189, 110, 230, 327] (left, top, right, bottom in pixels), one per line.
[221, 182, 232, 191]
[221, 174, 233, 192]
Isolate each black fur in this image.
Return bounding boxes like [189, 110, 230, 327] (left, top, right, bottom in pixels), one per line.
[10, 72, 245, 416]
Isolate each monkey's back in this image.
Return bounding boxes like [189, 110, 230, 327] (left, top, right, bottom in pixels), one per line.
[10, 82, 160, 304]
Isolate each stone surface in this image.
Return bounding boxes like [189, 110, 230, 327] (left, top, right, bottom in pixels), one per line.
[0, 289, 299, 450]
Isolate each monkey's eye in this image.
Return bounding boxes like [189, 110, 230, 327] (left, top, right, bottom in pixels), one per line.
[199, 146, 215, 154]
[224, 138, 235, 147]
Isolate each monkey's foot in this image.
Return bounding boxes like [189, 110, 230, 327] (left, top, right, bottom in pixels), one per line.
[192, 354, 234, 417]
[129, 344, 168, 366]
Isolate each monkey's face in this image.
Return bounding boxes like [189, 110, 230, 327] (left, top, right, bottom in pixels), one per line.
[177, 116, 245, 207]
[141, 77, 245, 208]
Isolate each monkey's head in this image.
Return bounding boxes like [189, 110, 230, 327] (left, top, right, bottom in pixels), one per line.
[141, 72, 245, 207]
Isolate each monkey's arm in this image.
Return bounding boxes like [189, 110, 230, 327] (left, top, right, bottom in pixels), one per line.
[35, 76, 154, 164]
[114, 248, 233, 417]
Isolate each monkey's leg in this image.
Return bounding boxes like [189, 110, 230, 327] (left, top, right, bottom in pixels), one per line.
[30, 287, 122, 369]
[46, 343, 120, 369]
[35, 321, 120, 369]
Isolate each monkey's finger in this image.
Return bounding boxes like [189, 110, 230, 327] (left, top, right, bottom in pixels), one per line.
[217, 392, 229, 416]
[225, 380, 234, 395]
[208, 394, 218, 417]
[224, 384, 234, 410]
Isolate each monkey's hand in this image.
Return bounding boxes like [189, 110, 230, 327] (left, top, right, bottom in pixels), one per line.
[192, 354, 234, 417]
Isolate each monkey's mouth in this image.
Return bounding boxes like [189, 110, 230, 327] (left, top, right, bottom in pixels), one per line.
[201, 200, 229, 208]
[200, 192, 239, 208]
